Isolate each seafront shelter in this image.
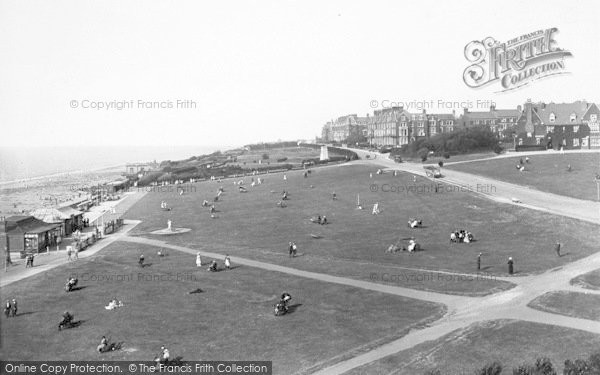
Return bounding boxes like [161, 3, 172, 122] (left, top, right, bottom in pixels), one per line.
[2, 215, 61, 256]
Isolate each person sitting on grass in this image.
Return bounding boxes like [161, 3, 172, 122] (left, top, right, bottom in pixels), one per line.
[97, 336, 108, 353]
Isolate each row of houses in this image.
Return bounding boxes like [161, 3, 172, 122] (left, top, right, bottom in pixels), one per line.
[320, 100, 600, 150]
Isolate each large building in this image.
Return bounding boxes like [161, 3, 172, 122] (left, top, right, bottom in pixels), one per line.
[367, 106, 413, 147]
[460, 105, 520, 136]
[325, 114, 368, 143]
[516, 100, 600, 149]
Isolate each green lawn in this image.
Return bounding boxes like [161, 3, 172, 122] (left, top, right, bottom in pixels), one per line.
[571, 269, 600, 290]
[0, 241, 443, 374]
[446, 152, 600, 200]
[346, 320, 600, 375]
[125, 164, 600, 291]
[528, 291, 600, 321]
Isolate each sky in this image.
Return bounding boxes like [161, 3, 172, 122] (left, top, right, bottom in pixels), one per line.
[1, 0, 599, 148]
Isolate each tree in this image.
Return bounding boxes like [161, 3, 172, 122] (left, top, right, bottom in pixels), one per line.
[477, 362, 502, 375]
[512, 358, 556, 375]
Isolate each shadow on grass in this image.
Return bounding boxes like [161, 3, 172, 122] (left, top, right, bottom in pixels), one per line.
[15, 311, 37, 317]
[287, 303, 302, 314]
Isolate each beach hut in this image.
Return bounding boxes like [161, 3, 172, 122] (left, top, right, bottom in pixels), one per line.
[3, 216, 61, 257]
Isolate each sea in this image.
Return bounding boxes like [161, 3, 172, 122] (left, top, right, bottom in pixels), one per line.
[0, 145, 226, 184]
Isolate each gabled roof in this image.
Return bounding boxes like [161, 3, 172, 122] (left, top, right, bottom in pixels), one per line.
[5, 215, 60, 234]
[495, 109, 521, 117]
[58, 206, 84, 217]
[532, 101, 593, 125]
[30, 208, 70, 223]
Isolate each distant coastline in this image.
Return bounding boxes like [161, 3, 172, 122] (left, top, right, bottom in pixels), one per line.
[0, 144, 228, 184]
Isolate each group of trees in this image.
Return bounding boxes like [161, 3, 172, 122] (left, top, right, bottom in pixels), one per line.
[398, 127, 503, 161]
[425, 352, 600, 375]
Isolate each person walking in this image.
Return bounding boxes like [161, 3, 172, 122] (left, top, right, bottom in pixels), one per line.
[507, 257, 514, 275]
[554, 241, 561, 257]
[11, 299, 17, 317]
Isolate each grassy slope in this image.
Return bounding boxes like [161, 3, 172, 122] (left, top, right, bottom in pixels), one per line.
[0, 241, 443, 374]
[571, 269, 600, 290]
[528, 291, 600, 321]
[125, 164, 600, 286]
[446, 152, 600, 200]
[347, 320, 600, 375]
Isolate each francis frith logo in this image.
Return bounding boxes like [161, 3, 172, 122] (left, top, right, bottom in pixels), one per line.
[463, 27, 572, 92]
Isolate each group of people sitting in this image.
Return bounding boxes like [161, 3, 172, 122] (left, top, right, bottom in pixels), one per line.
[407, 218, 423, 228]
[105, 299, 124, 310]
[387, 238, 421, 253]
[155, 345, 170, 363]
[58, 311, 74, 330]
[274, 292, 292, 316]
[65, 277, 78, 292]
[4, 299, 17, 318]
[450, 230, 474, 243]
[311, 215, 328, 225]
[207, 256, 231, 272]
[97, 336, 120, 353]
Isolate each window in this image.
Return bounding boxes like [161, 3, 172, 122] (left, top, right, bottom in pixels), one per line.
[549, 113, 556, 122]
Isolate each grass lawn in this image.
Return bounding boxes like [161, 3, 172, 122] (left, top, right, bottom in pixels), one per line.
[571, 269, 600, 290]
[446, 152, 600, 200]
[233, 147, 320, 169]
[346, 320, 600, 375]
[125, 164, 600, 290]
[0, 241, 444, 374]
[528, 291, 600, 321]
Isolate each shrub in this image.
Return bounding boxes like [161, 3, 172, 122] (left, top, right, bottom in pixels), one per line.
[512, 357, 556, 375]
[476, 362, 502, 375]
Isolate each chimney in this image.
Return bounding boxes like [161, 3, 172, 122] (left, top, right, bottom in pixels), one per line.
[525, 99, 534, 136]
